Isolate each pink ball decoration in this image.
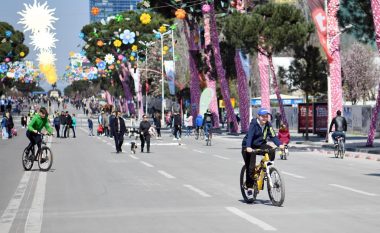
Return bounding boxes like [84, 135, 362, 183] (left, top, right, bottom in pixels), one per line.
[202, 4, 211, 13]
[118, 55, 124, 60]
[4, 58, 10, 62]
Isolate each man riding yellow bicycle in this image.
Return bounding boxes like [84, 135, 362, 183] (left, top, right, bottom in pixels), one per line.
[241, 108, 284, 197]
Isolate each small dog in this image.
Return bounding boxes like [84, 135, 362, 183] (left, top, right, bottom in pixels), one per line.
[130, 142, 138, 154]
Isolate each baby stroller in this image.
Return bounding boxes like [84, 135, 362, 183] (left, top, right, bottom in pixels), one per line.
[97, 124, 104, 136]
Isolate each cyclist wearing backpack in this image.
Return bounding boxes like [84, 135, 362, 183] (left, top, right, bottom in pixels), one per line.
[203, 109, 213, 140]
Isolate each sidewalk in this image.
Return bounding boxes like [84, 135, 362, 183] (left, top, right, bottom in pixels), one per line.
[288, 130, 380, 161]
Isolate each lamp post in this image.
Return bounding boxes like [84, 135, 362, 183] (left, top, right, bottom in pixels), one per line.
[138, 40, 155, 115]
[153, 29, 172, 126]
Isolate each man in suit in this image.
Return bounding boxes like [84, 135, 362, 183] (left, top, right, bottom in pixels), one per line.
[113, 111, 126, 153]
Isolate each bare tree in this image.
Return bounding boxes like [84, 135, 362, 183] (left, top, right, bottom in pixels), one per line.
[341, 42, 379, 105]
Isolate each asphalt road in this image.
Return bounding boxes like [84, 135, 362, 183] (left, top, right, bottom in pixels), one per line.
[0, 114, 379, 233]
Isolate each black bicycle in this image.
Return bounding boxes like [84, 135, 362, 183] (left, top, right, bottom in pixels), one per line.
[22, 133, 53, 171]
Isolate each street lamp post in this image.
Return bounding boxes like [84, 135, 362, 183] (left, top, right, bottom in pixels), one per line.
[138, 40, 155, 115]
[153, 29, 172, 126]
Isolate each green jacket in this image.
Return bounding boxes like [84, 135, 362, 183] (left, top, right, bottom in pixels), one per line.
[27, 114, 53, 134]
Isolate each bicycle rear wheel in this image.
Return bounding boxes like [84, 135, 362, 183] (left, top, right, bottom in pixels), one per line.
[200, 130, 205, 140]
[22, 148, 33, 171]
[339, 141, 345, 159]
[240, 165, 256, 203]
[267, 167, 285, 207]
[334, 145, 339, 158]
[38, 147, 53, 171]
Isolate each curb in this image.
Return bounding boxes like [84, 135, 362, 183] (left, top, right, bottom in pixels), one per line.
[303, 147, 380, 161]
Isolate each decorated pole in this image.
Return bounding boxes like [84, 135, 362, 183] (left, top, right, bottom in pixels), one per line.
[202, 5, 220, 128]
[367, 0, 380, 147]
[327, 0, 343, 131]
[119, 64, 136, 115]
[209, 2, 238, 133]
[183, 20, 201, 120]
[234, 49, 250, 133]
[258, 48, 270, 110]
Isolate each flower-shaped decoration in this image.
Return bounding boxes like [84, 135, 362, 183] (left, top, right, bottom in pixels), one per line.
[113, 39, 122, 47]
[140, 13, 151, 25]
[20, 52, 25, 57]
[120, 30, 135, 44]
[163, 46, 169, 51]
[97, 61, 106, 70]
[175, 9, 186, 20]
[97, 40, 104, 47]
[5, 31, 12, 38]
[109, 64, 115, 70]
[118, 55, 124, 60]
[130, 56, 135, 61]
[202, 4, 211, 13]
[104, 54, 115, 64]
[4, 58, 10, 62]
[132, 45, 138, 52]
[159, 26, 167, 34]
[142, 1, 150, 8]
[91, 7, 100, 16]
[95, 58, 101, 64]
[115, 14, 123, 22]
[0, 64, 8, 73]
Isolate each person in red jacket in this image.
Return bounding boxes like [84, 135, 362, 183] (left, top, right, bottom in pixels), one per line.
[278, 123, 290, 145]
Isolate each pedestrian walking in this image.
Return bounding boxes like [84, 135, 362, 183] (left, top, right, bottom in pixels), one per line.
[113, 111, 126, 153]
[88, 118, 94, 136]
[71, 113, 77, 138]
[53, 112, 60, 138]
[173, 112, 182, 140]
[139, 115, 151, 153]
[153, 112, 161, 138]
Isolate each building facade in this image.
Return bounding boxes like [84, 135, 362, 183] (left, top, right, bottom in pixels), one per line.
[90, 0, 140, 22]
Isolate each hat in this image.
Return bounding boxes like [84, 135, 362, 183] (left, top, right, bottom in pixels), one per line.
[257, 108, 271, 116]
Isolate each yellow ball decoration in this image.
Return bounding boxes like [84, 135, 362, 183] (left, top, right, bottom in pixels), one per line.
[20, 52, 25, 57]
[113, 39, 122, 47]
[132, 45, 138, 52]
[159, 26, 167, 34]
[130, 56, 135, 61]
[163, 46, 169, 51]
[175, 9, 186, 20]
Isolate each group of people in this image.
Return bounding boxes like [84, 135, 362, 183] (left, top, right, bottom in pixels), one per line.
[1, 111, 15, 139]
[53, 111, 77, 138]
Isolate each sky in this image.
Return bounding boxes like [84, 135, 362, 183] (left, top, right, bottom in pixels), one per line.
[0, 0, 89, 92]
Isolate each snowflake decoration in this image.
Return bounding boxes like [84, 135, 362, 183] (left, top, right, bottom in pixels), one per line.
[120, 30, 135, 44]
[37, 50, 56, 65]
[30, 29, 58, 51]
[18, 0, 58, 33]
[105, 54, 115, 64]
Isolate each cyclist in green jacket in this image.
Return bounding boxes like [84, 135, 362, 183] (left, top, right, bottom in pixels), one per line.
[26, 107, 53, 155]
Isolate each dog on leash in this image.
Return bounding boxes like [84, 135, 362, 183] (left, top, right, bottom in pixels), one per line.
[130, 142, 138, 154]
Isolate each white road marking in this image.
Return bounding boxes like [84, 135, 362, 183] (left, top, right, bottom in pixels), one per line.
[213, 154, 230, 160]
[140, 161, 154, 168]
[157, 170, 176, 179]
[192, 149, 205, 154]
[183, 185, 211, 197]
[0, 172, 32, 233]
[329, 184, 378, 196]
[282, 171, 305, 179]
[25, 172, 47, 233]
[226, 207, 277, 231]
[129, 154, 139, 160]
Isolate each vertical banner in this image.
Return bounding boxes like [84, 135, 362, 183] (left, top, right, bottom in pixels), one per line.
[239, 51, 250, 80]
[258, 49, 270, 110]
[164, 60, 176, 95]
[199, 88, 214, 115]
[131, 68, 143, 118]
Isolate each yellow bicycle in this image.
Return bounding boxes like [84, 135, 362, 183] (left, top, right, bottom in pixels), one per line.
[240, 148, 285, 206]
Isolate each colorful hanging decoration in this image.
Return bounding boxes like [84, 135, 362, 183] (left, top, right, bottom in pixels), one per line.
[175, 9, 186, 20]
[5, 31, 12, 38]
[115, 14, 123, 22]
[20, 52, 25, 57]
[130, 56, 135, 61]
[120, 29, 136, 44]
[18, 0, 58, 33]
[163, 45, 169, 51]
[159, 25, 167, 33]
[202, 4, 211, 13]
[91, 7, 100, 16]
[105, 54, 115, 64]
[113, 39, 122, 47]
[132, 45, 138, 52]
[97, 40, 104, 47]
[140, 13, 151, 25]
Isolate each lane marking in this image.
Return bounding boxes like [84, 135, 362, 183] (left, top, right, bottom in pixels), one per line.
[157, 170, 176, 179]
[140, 161, 154, 168]
[282, 171, 305, 179]
[183, 185, 211, 197]
[129, 154, 139, 160]
[329, 184, 378, 196]
[25, 172, 47, 233]
[226, 207, 277, 231]
[192, 149, 205, 154]
[123, 142, 185, 146]
[213, 154, 230, 160]
[0, 172, 32, 233]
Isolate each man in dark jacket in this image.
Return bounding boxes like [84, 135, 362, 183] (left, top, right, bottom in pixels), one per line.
[173, 112, 182, 140]
[64, 111, 72, 138]
[203, 109, 213, 140]
[53, 112, 60, 138]
[242, 108, 284, 189]
[109, 111, 116, 138]
[139, 115, 151, 153]
[59, 111, 66, 138]
[113, 111, 126, 153]
[329, 110, 347, 143]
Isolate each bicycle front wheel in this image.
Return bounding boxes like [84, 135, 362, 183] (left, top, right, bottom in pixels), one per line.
[240, 165, 255, 203]
[22, 148, 33, 171]
[334, 145, 339, 158]
[267, 167, 285, 207]
[38, 147, 53, 171]
[200, 130, 205, 140]
[339, 141, 345, 159]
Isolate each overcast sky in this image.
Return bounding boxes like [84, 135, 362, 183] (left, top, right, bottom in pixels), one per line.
[0, 0, 89, 91]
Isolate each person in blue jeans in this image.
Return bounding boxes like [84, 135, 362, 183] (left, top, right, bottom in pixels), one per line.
[195, 114, 203, 136]
[203, 109, 213, 140]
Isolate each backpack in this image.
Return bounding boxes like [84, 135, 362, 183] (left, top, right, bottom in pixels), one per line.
[205, 115, 212, 122]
